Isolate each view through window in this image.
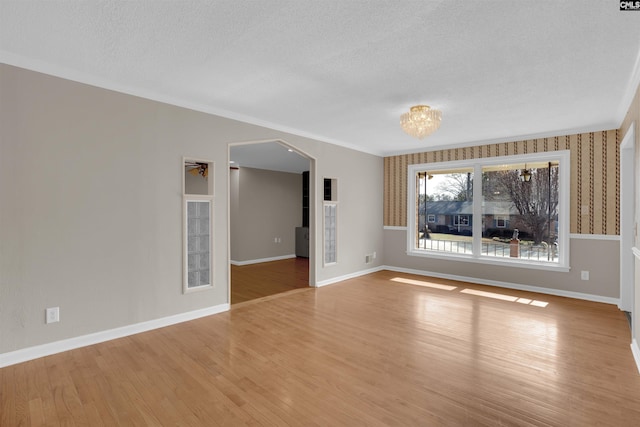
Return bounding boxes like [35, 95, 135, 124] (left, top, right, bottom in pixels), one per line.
[409, 152, 568, 269]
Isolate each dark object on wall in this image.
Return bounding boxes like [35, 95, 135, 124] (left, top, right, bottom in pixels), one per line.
[296, 227, 309, 258]
[324, 178, 332, 201]
[302, 171, 309, 227]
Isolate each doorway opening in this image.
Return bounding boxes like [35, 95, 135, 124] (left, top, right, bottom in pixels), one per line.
[620, 124, 635, 328]
[228, 140, 316, 304]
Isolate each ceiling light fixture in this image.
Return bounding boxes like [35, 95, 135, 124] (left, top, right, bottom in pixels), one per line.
[400, 105, 442, 139]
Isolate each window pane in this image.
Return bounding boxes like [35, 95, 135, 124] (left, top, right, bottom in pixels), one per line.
[481, 163, 559, 263]
[324, 203, 337, 264]
[416, 169, 473, 254]
[187, 200, 212, 288]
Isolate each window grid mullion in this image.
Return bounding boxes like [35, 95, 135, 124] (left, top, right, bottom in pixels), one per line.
[472, 163, 483, 257]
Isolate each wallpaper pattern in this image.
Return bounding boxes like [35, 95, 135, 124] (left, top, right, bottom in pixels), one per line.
[384, 129, 620, 235]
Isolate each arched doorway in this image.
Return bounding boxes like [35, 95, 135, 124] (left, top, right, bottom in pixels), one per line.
[228, 140, 316, 304]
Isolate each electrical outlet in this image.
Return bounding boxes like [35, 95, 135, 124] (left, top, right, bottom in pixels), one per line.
[581, 271, 590, 281]
[46, 307, 59, 324]
[373, 251, 377, 259]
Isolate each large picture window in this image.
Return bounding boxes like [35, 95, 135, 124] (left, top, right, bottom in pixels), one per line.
[408, 151, 570, 270]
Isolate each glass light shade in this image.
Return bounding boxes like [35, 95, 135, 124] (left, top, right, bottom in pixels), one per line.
[520, 169, 532, 182]
[400, 105, 442, 139]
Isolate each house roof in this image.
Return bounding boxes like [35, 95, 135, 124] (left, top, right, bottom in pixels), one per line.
[426, 201, 518, 216]
[1, 1, 639, 159]
[426, 201, 474, 215]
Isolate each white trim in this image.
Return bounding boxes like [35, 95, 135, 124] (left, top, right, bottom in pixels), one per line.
[407, 151, 571, 270]
[230, 254, 296, 266]
[620, 124, 636, 313]
[570, 233, 620, 241]
[0, 303, 229, 368]
[404, 249, 571, 272]
[227, 138, 318, 294]
[1, 51, 629, 159]
[388, 227, 620, 242]
[382, 266, 620, 305]
[315, 266, 385, 287]
[632, 247, 640, 259]
[632, 339, 640, 375]
[0, 51, 379, 156]
[384, 125, 620, 157]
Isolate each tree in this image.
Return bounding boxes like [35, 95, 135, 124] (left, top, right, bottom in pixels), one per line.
[492, 166, 559, 244]
[436, 172, 473, 201]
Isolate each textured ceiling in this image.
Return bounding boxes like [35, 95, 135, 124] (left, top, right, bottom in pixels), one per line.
[230, 141, 310, 174]
[2, 1, 640, 157]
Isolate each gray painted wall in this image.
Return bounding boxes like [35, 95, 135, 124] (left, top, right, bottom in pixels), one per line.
[0, 64, 384, 355]
[230, 167, 302, 262]
[4, 60, 616, 359]
[383, 229, 620, 299]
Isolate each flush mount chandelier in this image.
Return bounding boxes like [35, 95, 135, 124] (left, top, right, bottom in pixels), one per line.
[400, 105, 442, 139]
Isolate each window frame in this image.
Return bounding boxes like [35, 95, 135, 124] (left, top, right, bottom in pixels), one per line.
[183, 157, 215, 294]
[427, 214, 436, 223]
[323, 201, 338, 266]
[454, 215, 470, 226]
[183, 196, 214, 293]
[407, 150, 570, 271]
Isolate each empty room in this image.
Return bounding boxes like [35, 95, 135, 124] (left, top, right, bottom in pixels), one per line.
[2, 1, 640, 425]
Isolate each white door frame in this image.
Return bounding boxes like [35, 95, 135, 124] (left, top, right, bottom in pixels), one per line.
[227, 139, 317, 306]
[620, 124, 635, 313]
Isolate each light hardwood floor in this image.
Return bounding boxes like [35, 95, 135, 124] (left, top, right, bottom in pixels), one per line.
[2, 270, 640, 426]
[231, 257, 309, 304]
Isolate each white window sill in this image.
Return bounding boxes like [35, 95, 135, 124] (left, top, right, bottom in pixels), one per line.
[406, 249, 570, 272]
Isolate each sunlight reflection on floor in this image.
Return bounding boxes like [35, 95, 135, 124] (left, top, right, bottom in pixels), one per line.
[391, 277, 548, 308]
[391, 277, 457, 291]
[460, 288, 548, 307]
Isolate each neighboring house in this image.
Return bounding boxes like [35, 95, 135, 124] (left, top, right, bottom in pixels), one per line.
[1, 15, 639, 377]
[420, 201, 473, 235]
[420, 200, 556, 239]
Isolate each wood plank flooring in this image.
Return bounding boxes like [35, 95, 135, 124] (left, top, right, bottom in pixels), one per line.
[231, 258, 309, 304]
[2, 270, 640, 426]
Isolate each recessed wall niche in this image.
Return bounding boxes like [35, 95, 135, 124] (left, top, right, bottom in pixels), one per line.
[324, 177, 338, 201]
[183, 158, 214, 293]
[323, 177, 338, 265]
[184, 160, 213, 195]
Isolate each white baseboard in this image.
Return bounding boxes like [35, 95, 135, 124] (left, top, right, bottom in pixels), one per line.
[382, 265, 620, 305]
[632, 339, 640, 375]
[315, 265, 385, 287]
[230, 254, 296, 266]
[0, 303, 229, 368]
